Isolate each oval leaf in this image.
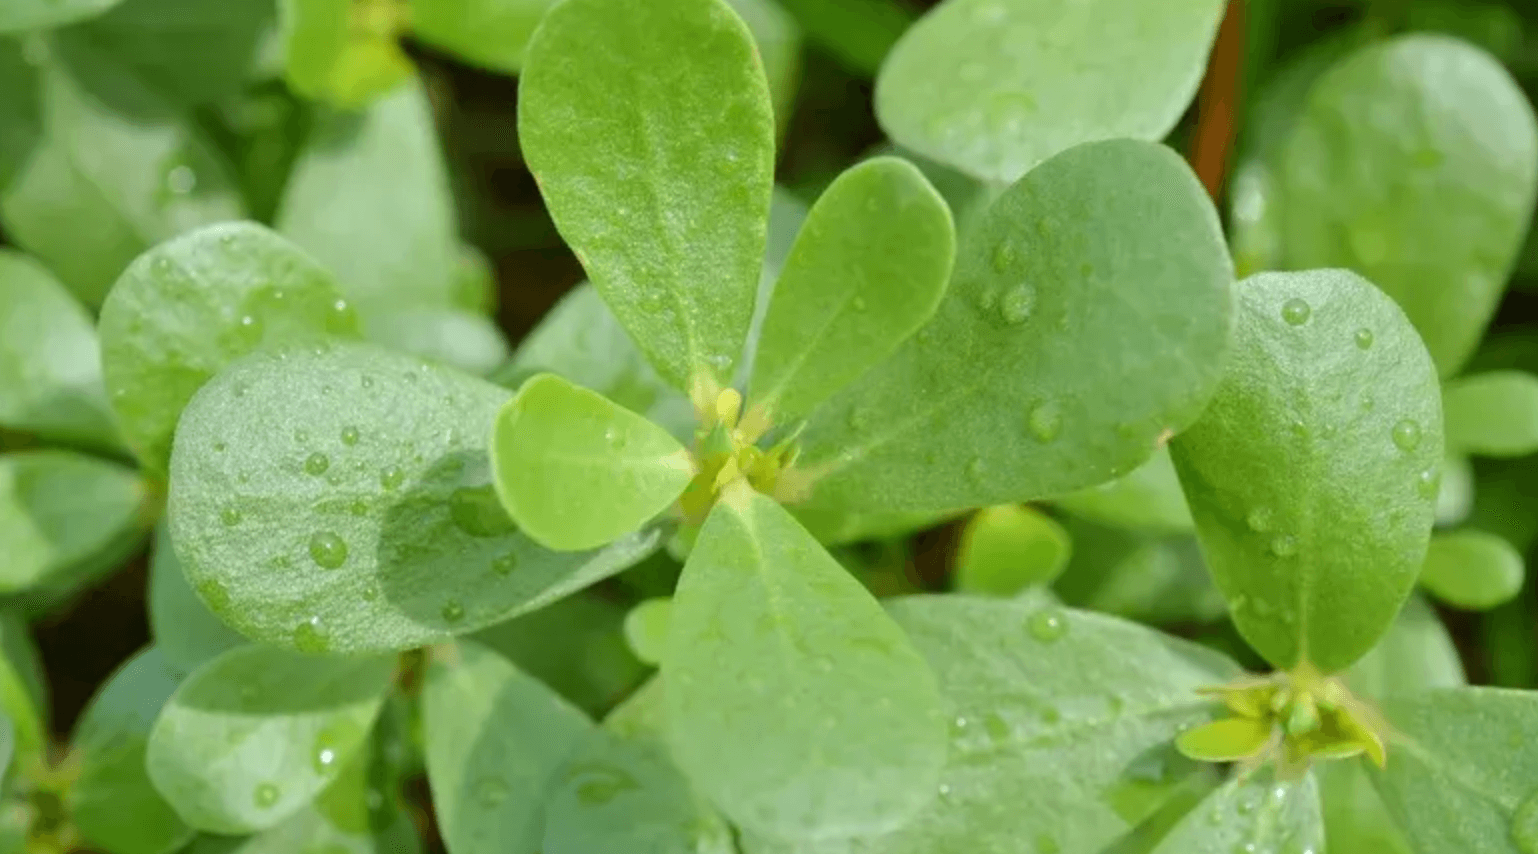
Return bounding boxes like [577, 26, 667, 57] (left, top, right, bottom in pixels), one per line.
[277, 0, 413, 109]
[1170, 269, 1443, 673]
[167, 341, 663, 654]
[491, 374, 693, 552]
[664, 483, 947, 839]
[1442, 370, 1538, 458]
[1152, 773, 1324, 854]
[1276, 35, 1538, 376]
[789, 139, 1232, 516]
[875, 0, 1226, 182]
[1420, 529, 1525, 611]
[0, 450, 146, 594]
[99, 220, 359, 473]
[1174, 718, 1273, 763]
[953, 504, 1071, 595]
[423, 641, 593, 854]
[145, 645, 393, 834]
[520, 0, 775, 394]
[411, 0, 554, 73]
[747, 156, 954, 425]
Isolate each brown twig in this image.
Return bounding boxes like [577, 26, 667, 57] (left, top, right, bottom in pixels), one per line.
[1190, 0, 1248, 202]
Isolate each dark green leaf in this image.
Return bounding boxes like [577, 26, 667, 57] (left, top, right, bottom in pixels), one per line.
[520, 0, 775, 395]
[167, 341, 663, 654]
[0, 450, 147, 594]
[148, 524, 246, 677]
[1442, 371, 1538, 458]
[771, 0, 910, 75]
[1420, 529, 1525, 611]
[1053, 522, 1227, 626]
[471, 593, 645, 717]
[410, 0, 554, 73]
[1171, 269, 1443, 673]
[1053, 448, 1194, 534]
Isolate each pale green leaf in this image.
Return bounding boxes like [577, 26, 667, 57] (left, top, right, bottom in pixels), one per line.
[789, 140, 1232, 516]
[1054, 521, 1226, 626]
[145, 645, 393, 834]
[1053, 448, 1194, 534]
[519, 0, 775, 394]
[1436, 454, 1474, 526]
[0, 450, 147, 594]
[1151, 774, 1323, 854]
[1346, 594, 1465, 702]
[875, 0, 1226, 182]
[362, 306, 510, 377]
[192, 753, 399, 854]
[276, 80, 460, 313]
[148, 524, 246, 677]
[724, 0, 800, 135]
[664, 483, 946, 839]
[1369, 688, 1538, 854]
[0, 0, 123, 33]
[1420, 529, 1525, 611]
[100, 220, 359, 474]
[1171, 269, 1443, 673]
[954, 504, 1070, 595]
[1276, 35, 1538, 377]
[0, 249, 116, 447]
[1442, 371, 1538, 458]
[491, 373, 693, 552]
[71, 647, 194, 854]
[410, 0, 554, 74]
[278, 0, 412, 109]
[1318, 760, 1412, 854]
[747, 156, 953, 426]
[423, 641, 593, 854]
[621, 599, 671, 668]
[0, 613, 47, 764]
[167, 341, 663, 654]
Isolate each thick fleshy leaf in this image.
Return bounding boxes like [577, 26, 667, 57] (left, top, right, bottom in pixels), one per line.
[664, 483, 946, 839]
[622, 598, 671, 667]
[520, 0, 775, 394]
[423, 642, 593, 854]
[1347, 594, 1464, 702]
[167, 342, 663, 655]
[191, 754, 405, 854]
[1442, 371, 1538, 458]
[1276, 35, 1538, 377]
[747, 156, 952, 426]
[0, 450, 146, 594]
[789, 140, 1232, 516]
[0, 249, 116, 446]
[277, 0, 413, 109]
[99, 221, 359, 473]
[1170, 269, 1443, 673]
[1174, 718, 1273, 763]
[145, 645, 393, 834]
[1151, 774, 1324, 854]
[953, 504, 1070, 595]
[1436, 453, 1475, 526]
[1053, 448, 1194, 534]
[0, 0, 122, 33]
[491, 374, 693, 552]
[875, 0, 1226, 182]
[1369, 688, 1538, 854]
[71, 647, 194, 854]
[362, 307, 510, 377]
[724, 0, 800, 134]
[276, 80, 460, 313]
[1420, 529, 1525, 611]
[411, 0, 555, 73]
[745, 595, 1241, 854]
[471, 594, 646, 716]
[148, 524, 246, 677]
[0, 613, 47, 763]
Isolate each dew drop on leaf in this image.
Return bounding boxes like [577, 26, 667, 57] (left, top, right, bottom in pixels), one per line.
[294, 617, 328, 653]
[1246, 507, 1274, 532]
[1417, 468, 1440, 499]
[441, 600, 465, 623]
[220, 506, 242, 527]
[999, 284, 1036, 325]
[1027, 401, 1062, 443]
[1281, 298, 1312, 326]
[1510, 789, 1538, 853]
[1270, 534, 1298, 557]
[308, 532, 348, 569]
[380, 466, 405, 491]
[977, 289, 998, 312]
[574, 766, 639, 806]
[1392, 419, 1423, 452]
[304, 452, 330, 476]
[311, 730, 339, 774]
[492, 553, 519, 576]
[852, 295, 868, 311]
[449, 485, 517, 538]
[253, 783, 280, 808]
[639, 291, 665, 312]
[1354, 328, 1374, 350]
[197, 579, 230, 612]
[475, 776, 510, 807]
[1027, 609, 1068, 643]
[152, 257, 173, 276]
[993, 241, 1016, 272]
[950, 716, 970, 737]
[982, 712, 1009, 741]
[340, 426, 360, 446]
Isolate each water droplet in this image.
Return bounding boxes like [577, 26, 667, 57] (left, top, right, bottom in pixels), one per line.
[1354, 328, 1374, 349]
[152, 257, 173, 276]
[197, 579, 230, 611]
[966, 457, 985, 480]
[304, 452, 330, 476]
[977, 289, 998, 312]
[1237, 789, 1260, 815]
[361, 584, 380, 602]
[1510, 789, 1538, 853]
[237, 314, 262, 344]
[308, 532, 348, 569]
[253, 783, 280, 808]
[380, 466, 405, 491]
[639, 291, 665, 312]
[999, 284, 1036, 324]
[993, 242, 1016, 272]
[983, 712, 1009, 741]
[938, 783, 953, 800]
[165, 164, 197, 196]
[475, 776, 510, 807]
[340, 426, 360, 446]
[1392, 419, 1422, 452]
[1027, 401, 1062, 443]
[1417, 467, 1440, 499]
[220, 506, 243, 527]
[1281, 298, 1312, 326]
[574, 766, 639, 805]
[450, 485, 517, 537]
[213, 441, 227, 453]
[1271, 534, 1298, 557]
[441, 600, 465, 623]
[294, 617, 328, 653]
[951, 715, 970, 736]
[312, 731, 339, 774]
[851, 295, 868, 311]
[1246, 507, 1274, 532]
[1027, 609, 1068, 643]
[492, 553, 519, 576]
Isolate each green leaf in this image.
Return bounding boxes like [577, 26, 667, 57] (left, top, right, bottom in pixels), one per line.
[148, 524, 246, 677]
[1053, 448, 1194, 534]
[71, 647, 194, 854]
[410, 0, 554, 73]
[471, 594, 646, 717]
[1442, 371, 1538, 458]
[192, 753, 400, 854]
[100, 221, 359, 474]
[167, 341, 664, 654]
[1420, 529, 1525, 611]
[276, 80, 460, 313]
[1436, 453, 1474, 526]
[361, 306, 510, 377]
[278, 0, 413, 109]
[423, 641, 593, 854]
[723, 0, 801, 135]
[0, 249, 117, 447]
[145, 645, 393, 834]
[770, 0, 910, 76]
[1174, 718, 1273, 763]
[0, 0, 123, 33]
[747, 156, 953, 426]
[664, 483, 946, 839]
[875, 0, 1226, 182]
[747, 595, 1240, 854]
[789, 140, 1232, 516]
[1053, 521, 1227, 626]
[1346, 594, 1464, 701]
[953, 504, 1070, 595]
[1276, 35, 1538, 377]
[519, 0, 775, 395]
[0, 450, 147, 594]
[491, 374, 693, 552]
[0, 613, 47, 764]
[1369, 687, 1538, 854]
[1318, 760, 1412, 854]
[0, 46, 246, 306]
[1170, 269, 1443, 673]
[50, 0, 273, 109]
[1150, 773, 1324, 854]
[621, 599, 671, 667]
